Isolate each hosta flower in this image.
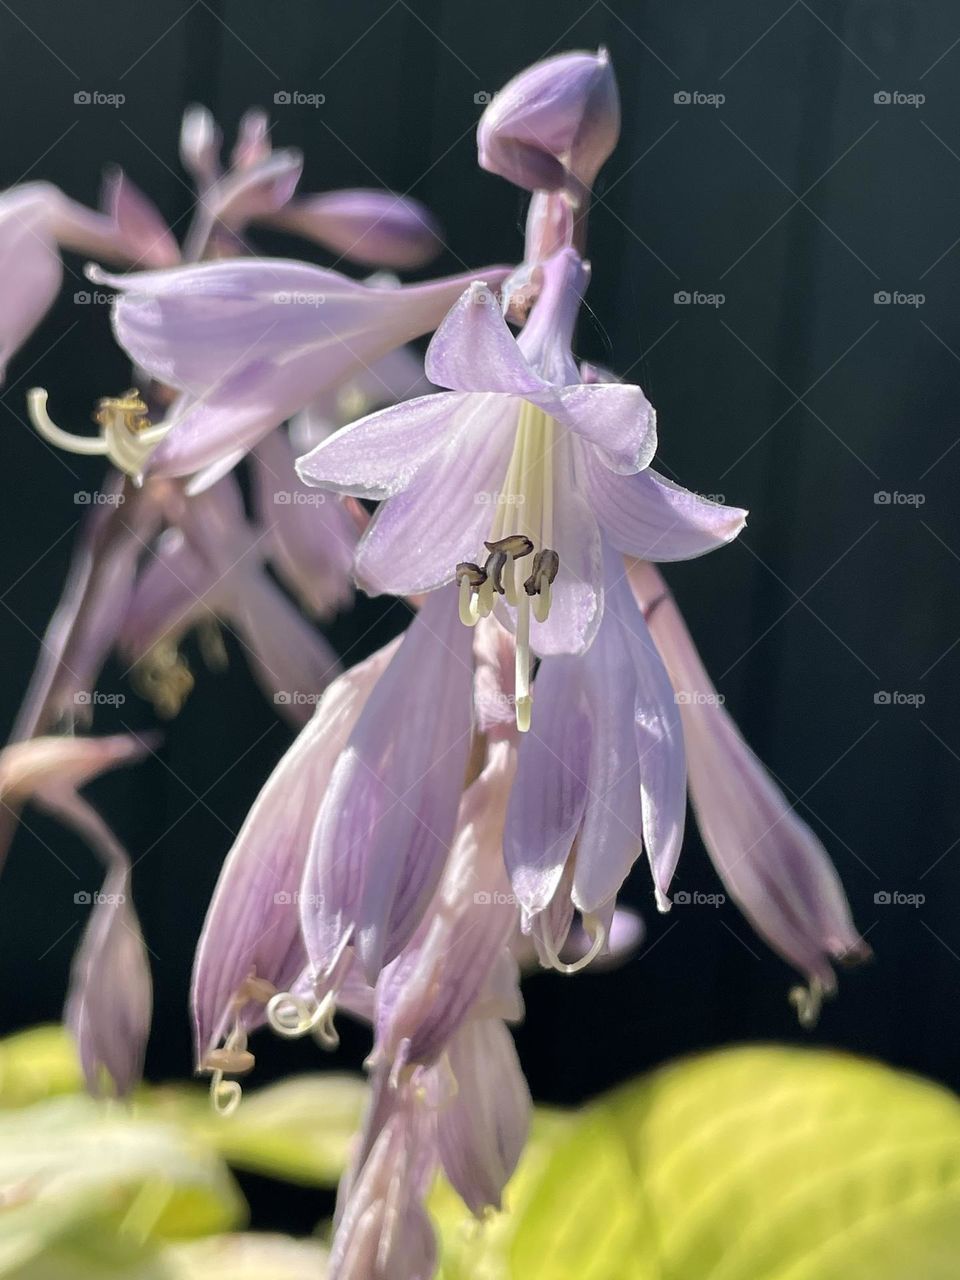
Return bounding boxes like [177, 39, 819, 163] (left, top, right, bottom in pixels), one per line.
[0, 733, 154, 1094]
[118, 476, 341, 724]
[504, 541, 686, 966]
[299, 247, 743, 729]
[0, 178, 171, 380]
[192, 640, 396, 1106]
[95, 258, 509, 479]
[628, 560, 871, 1022]
[478, 48, 620, 202]
[301, 589, 474, 983]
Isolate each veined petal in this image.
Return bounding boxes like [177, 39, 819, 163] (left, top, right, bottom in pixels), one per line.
[606, 565, 686, 910]
[303, 589, 474, 983]
[268, 189, 441, 269]
[191, 641, 395, 1064]
[252, 428, 356, 618]
[570, 589, 645, 916]
[436, 1019, 530, 1216]
[630, 560, 869, 996]
[549, 381, 657, 474]
[504, 656, 590, 915]
[425, 280, 544, 394]
[353, 394, 518, 596]
[582, 451, 747, 559]
[296, 391, 470, 500]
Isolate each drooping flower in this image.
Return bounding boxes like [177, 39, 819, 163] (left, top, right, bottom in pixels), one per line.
[627, 559, 871, 1022]
[299, 247, 743, 729]
[93, 258, 510, 480]
[0, 733, 154, 1094]
[192, 640, 397, 1107]
[301, 588, 474, 984]
[504, 541, 687, 966]
[118, 475, 342, 724]
[478, 48, 620, 203]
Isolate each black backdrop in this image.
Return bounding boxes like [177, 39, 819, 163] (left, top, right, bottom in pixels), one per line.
[1, 0, 958, 1184]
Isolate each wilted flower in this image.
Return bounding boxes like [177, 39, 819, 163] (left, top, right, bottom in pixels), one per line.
[628, 560, 871, 1022]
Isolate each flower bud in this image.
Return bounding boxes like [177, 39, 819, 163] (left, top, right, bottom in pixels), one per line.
[477, 48, 620, 200]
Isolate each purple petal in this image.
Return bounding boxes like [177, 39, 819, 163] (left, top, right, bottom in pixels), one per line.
[101, 168, 180, 269]
[268, 189, 442, 270]
[191, 642, 394, 1063]
[252, 428, 356, 619]
[436, 1019, 530, 1215]
[504, 656, 590, 915]
[551, 381, 657, 474]
[425, 281, 544, 394]
[98, 260, 510, 477]
[352, 393, 517, 596]
[297, 391, 470, 500]
[630, 560, 870, 995]
[0, 189, 60, 378]
[582, 453, 747, 560]
[302, 589, 474, 982]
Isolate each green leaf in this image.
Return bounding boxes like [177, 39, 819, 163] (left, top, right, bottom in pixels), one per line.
[140, 1073, 367, 1187]
[0, 1094, 245, 1277]
[435, 1047, 960, 1280]
[0, 1024, 82, 1107]
[163, 1233, 328, 1279]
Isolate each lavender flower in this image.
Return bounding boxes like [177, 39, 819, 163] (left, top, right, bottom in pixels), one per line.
[94, 258, 510, 480]
[504, 541, 687, 966]
[478, 48, 620, 202]
[300, 247, 742, 730]
[301, 589, 474, 983]
[192, 641, 396, 1109]
[0, 733, 154, 1094]
[628, 560, 871, 1022]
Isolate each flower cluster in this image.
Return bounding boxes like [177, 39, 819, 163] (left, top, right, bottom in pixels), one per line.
[2, 50, 868, 1279]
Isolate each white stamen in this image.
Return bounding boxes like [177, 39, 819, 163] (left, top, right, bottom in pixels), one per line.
[788, 978, 825, 1028]
[27, 387, 169, 480]
[266, 988, 339, 1047]
[542, 912, 608, 974]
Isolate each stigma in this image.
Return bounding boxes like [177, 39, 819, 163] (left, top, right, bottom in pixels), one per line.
[455, 400, 560, 732]
[27, 387, 170, 483]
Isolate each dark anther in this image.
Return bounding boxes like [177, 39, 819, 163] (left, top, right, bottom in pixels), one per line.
[484, 534, 533, 560]
[483, 549, 508, 593]
[523, 548, 560, 595]
[456, 561, 487, 588]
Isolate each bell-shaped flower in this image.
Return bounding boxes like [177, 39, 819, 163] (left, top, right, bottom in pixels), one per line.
[434, 1017, 530, 1216]
[96, 257, 509, 479]
[118, 477, 341, 725]
[371, 737, 519, 1071]
[0, 733, 155, 1094]
[477, 49, 620, 201]
[299, 247, 743, 730]
[504, 541, 687, 968]
[301, 588, 474, 984]
[191, 641, 396, 1095]
[628, 559, 871, 1022]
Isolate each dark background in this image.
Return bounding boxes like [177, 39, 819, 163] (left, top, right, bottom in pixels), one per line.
[0, 0, 958, 1226]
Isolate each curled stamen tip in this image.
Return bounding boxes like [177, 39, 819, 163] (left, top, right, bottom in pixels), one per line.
[210, 1076, 242, 1117]
[202, 1047, 256, 1075]
[788, 981, 824, 1029]
[485, 534, 533, 559]
[655, 888, 672, 914]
